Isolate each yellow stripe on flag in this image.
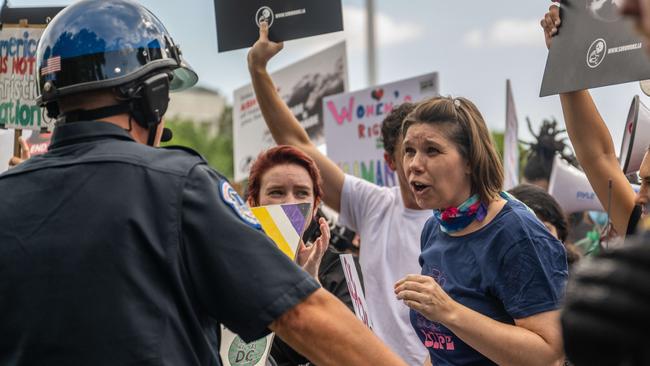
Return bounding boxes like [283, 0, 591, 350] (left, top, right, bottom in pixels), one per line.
[251, 207, 296, 259]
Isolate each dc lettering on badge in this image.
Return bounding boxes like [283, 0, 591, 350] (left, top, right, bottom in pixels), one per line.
[219, 180, 262, 229]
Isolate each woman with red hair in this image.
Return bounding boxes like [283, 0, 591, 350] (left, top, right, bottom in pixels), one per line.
[246, 145, 330, 280]
[247, 145, 358, 366]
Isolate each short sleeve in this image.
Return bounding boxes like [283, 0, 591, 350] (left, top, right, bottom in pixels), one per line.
[494, 235, 568, 319]
[338, 174, 392, 233]
[179, 164, 320, 342]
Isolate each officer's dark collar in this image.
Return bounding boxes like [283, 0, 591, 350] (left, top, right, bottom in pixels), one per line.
[49, 121, 135, 149]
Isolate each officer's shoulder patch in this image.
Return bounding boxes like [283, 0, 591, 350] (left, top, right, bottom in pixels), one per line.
[218, 180, 261, 230]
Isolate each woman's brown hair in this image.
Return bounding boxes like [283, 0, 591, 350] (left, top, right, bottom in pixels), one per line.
[402, 96, 504, 204]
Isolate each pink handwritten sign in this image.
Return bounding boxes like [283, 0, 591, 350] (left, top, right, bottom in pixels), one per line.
[340, 253, 373, 329]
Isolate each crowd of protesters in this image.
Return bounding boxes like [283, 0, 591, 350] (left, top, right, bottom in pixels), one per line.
[4, 0, 650, 365]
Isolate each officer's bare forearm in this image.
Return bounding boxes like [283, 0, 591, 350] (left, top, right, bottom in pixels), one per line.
[270, 288, 408, 366]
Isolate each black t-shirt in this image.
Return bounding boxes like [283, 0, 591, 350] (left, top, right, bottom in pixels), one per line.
[0, 121, 319, 365]
[627, 205, 643, 236]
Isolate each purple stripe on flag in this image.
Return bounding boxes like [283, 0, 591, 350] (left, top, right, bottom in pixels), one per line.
[281, 203, 311, 236]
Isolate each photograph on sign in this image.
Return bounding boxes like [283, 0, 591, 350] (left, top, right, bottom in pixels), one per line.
[233, 42, 348, 182]
[323, 72, 439, 187]
[540, 0, 650, 96]
[214, 0, 343, 52]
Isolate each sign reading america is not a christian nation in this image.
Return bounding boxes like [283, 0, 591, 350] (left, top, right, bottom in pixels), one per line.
[540, 0, 650, 96]
[0, 5, 64, 131]
[213, 0, 343, 52]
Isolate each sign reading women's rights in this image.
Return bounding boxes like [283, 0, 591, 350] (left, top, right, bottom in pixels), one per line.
[323, 73, 439, 187]
[233, 42, 348, 182]
[541, 0, 650, 96]
[214, 0, 343, 52]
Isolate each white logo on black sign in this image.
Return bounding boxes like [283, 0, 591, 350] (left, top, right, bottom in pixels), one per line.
[587, 38, 607, 68]
[255, 6, 275, 28]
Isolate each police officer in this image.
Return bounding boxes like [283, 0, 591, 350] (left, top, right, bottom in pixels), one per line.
[0, 1, 407, 365]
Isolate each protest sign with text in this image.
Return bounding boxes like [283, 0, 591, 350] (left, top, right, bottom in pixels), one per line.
[541, 0, 650, 96]
[233, 42, 348, 182]
[0, 6, 63, 131]
[340, 253, 373, 329]
[323, 73, 439, 187]
[0, 26, 45, 131]
[214, 0, 343, 52]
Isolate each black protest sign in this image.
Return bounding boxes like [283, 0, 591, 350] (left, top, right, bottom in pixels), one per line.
[213, 0, 343, 52]
[540, 0, 650, 97]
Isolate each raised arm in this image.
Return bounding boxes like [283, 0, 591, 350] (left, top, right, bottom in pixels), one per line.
[247, 22, 345, 212]
[542, 5, 636, 234]
[8, 136, 30, 168]
[270, 288, 408, 366]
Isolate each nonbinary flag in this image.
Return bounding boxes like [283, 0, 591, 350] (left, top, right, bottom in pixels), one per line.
[504, 79, 519, 190]
[251, 203, 312, 259]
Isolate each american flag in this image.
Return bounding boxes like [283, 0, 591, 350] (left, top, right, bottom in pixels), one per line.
[40, 56, 61, 76]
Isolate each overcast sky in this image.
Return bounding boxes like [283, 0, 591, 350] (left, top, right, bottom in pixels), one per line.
[6, 0, 646, 149]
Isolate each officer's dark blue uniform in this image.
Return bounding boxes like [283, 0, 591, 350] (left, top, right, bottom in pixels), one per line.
[0, 1, 319, 364]
[0, 121, 319, 365]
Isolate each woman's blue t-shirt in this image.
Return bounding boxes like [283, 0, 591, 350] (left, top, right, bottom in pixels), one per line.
[410, 199, 568, 366]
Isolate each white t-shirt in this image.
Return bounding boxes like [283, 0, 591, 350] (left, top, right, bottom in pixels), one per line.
[338, 174, 430, 366]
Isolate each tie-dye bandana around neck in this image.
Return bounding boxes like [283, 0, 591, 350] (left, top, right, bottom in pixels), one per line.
[433, 194, 487, 234]
[434, 192, 518, 234]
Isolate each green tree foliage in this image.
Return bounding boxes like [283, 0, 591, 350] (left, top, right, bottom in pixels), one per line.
[491, 130, 528, 180]
[162, 106, 234, 179]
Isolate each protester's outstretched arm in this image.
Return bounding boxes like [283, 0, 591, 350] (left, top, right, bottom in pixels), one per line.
[270, 288, 408, 366]
[542, 4, 636, 234]
[248, 23, 345, 212]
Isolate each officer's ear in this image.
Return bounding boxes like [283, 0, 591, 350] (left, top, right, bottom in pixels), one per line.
[246, 196, 255, 207]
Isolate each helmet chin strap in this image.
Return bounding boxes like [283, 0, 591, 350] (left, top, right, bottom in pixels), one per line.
[60, 104, 132, 124]
[146, 124, 157, 146]
[60, 104, 170, 146]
